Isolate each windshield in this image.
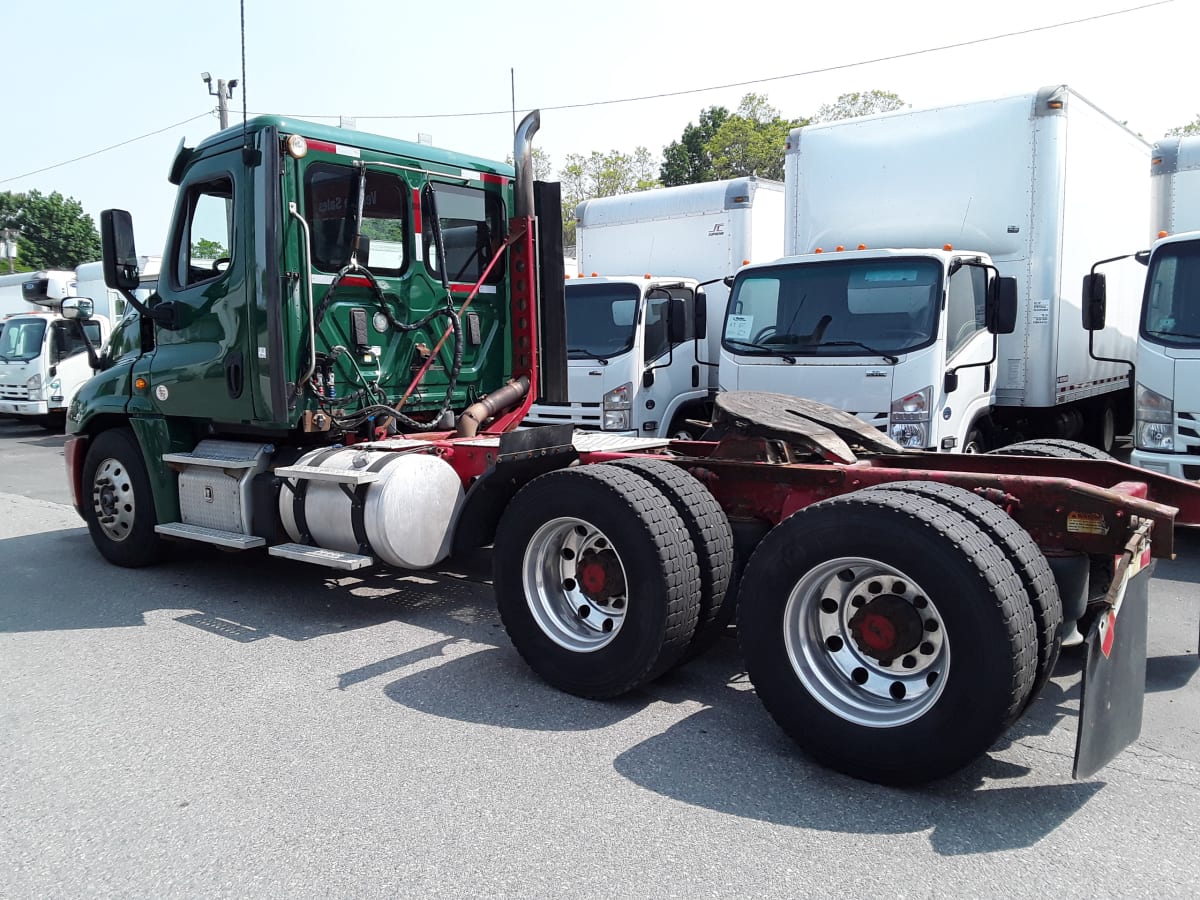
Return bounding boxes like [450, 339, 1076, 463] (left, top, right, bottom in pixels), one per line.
[0, 318, 48, 362]
[723, 258, 942, 358]
[565, 282, 640, 360]
[1143, 240, 1200, 347]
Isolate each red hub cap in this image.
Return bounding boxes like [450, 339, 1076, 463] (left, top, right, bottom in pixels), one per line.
[849, 594, 923, 660]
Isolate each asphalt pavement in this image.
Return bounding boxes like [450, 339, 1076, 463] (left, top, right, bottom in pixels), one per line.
[1, 417, 1197, 898]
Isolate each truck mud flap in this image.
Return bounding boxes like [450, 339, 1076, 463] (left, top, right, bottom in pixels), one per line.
[1073, 522, 1154, 779]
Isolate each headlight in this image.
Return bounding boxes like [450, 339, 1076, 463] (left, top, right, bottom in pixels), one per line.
[890, 386, 932, 448]
[603, 409, 631, 430]
[890, 422, 927, 448]
[603, 382, 632, 410]
[26, 373, 42, 391]
[1134, 383, 1173, 451]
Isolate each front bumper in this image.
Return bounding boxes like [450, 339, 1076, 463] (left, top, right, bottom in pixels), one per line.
[1131, 448, 1200, 482]
[0, 399, 51, 416]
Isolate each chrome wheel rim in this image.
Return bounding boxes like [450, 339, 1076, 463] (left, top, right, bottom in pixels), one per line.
[783, 556, 949, 726]
[523, 516, 628, 652]
[92, 457, 136, 542]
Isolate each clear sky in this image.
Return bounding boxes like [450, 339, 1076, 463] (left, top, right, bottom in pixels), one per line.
[2, 0, 1196, 260]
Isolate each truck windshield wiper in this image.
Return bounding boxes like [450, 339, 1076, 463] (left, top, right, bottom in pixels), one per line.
[567, 347, 609, 364]
[724, 338, 773, 354]
[1147, 330, 1200, 341]
[813, 340, 900, 365]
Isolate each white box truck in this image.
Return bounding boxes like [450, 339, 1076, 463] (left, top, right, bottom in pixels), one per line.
[1118, 135, 1200, 479]
[0, 278, 111, 429]
[721, 86, 1148, 453]
[527, 176, 783, 438]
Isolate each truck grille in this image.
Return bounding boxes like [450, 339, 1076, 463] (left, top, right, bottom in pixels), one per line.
[0, 386, 30, 401]
[526, 403, 603, 427]
[1178, 411, 1200, 456]
[851, 411, 889, 434]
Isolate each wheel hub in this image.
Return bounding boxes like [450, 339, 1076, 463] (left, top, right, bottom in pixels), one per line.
[522, 517, 629, 652]
[782, 557, 950, 727]
[849, 594, 923, 660]
[577, 550, 625, 603]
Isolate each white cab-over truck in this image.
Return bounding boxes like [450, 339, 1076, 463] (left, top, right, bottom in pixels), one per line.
[0, 275, 111, 427]
[1118, 135, 1200, 479]
[527, 177, 782, 439]
[722, 86, 1148, 453]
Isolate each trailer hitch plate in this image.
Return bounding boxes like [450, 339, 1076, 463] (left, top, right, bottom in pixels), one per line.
[1073, 522, 1154, 779]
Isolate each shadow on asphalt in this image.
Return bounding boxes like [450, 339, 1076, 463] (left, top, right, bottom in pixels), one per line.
[0, 519, 1179, 855]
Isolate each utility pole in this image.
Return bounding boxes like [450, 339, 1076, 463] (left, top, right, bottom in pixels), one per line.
[2, 227, 15, 274]
[201, 72, 239, 130]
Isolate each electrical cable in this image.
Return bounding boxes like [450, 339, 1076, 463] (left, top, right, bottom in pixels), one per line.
[0, 111, 214, 184]
[2, 1, 1171, 183]
[265, 1, 1173, 121]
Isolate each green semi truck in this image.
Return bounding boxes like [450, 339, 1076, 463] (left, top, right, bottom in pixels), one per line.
[61, 111, 1200, 785]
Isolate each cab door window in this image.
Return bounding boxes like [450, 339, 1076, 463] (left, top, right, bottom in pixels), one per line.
[172, 176, 234, 288]
[946, 265, 987, 358]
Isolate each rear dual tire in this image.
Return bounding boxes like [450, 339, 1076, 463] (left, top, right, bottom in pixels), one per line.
[737, 488, 1038, 785]
[494, 464, 703, 698]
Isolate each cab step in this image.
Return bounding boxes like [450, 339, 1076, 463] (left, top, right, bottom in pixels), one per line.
[273, 464, 381, 486]
[268, 542, 374, 570]
[155, 522, 266, 549]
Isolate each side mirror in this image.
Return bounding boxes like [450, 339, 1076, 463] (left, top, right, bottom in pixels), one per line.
[943, 370, 959, 395]
[694, 288, 707, 340]
[668, 296, 687, 344]
[61, 297, 94, 320]
[1082, 272, 1107, 331]
[101, 210, 140, 291]
[986, 276, 1018, 335]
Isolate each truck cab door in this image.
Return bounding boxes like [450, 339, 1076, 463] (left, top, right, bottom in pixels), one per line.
[641, 287, 697, 437]
[938, 264, 994, 450]
[144, 150, 257, 423]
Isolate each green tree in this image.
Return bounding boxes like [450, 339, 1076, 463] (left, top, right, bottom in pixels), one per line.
[704, 94, 805, 182]
[1166, 114, 1200, 136]
[811, 90, 906, 123]
[4, 189, 101, 269]
[505, 146, 554, 181]
[559, 148, 660, 247]
[660, 105, 730, 186]
[190, 237, 227, 259]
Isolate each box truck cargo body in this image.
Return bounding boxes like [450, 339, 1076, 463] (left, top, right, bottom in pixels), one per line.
[725, 86, 1149, 452]
[1131, 136, 1200, 479]
[528, 177, 783, 438]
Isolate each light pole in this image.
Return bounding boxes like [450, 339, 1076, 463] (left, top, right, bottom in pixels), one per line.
[2, 227, 15, 273]
[201, 72, 239, 130]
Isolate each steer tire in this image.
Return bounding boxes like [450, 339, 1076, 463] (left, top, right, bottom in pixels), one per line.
[494, 464, 701, 699]
[737, 489, 1037, 785]
[990, 438, 1115, 461]
[862, 481, 1062, 716]
[81, 428, 167, 568]
[609, 457, 734, 659]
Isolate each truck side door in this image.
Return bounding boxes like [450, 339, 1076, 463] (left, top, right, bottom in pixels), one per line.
[144, 150, 257, 423]
[939, 265, 993, 449]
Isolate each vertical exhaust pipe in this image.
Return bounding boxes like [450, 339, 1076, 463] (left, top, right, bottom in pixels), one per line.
[514, 110, 541, 219]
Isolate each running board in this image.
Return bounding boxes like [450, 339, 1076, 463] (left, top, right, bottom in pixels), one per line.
[273, 464, 380, 486]
[268, 542, 374, 570]
[155, 522, 266, 549]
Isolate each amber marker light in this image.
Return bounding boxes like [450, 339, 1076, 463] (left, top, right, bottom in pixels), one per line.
[943, 243, 954, 251]
[1159, 230, 1169, 238]
[857, 244, 867, 250]
[134, 377, 148, 391]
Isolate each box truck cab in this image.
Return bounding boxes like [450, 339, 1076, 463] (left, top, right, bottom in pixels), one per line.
[527, 177, 782, 438]
[525, 274, 710, 437]
[0, 309, 111, 426]
[760, 86, 1147, 452]
[722, 247, 1015, 450]
[1123, 136, 1200, 479]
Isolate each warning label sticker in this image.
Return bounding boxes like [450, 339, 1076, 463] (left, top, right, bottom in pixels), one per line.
[1067, 511, 1109, 535]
